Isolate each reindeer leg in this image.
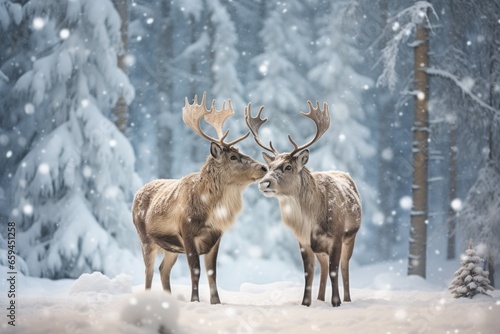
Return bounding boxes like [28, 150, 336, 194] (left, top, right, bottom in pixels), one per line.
[299, 243, 315, 306]
[316, 253, 328, 301]
[329, 241, 342, 307]
[183, 238, 201, 302]
[142, 242, 157, 290]
[204, 238, 221, 304]
[341, 237, 356, 302]
[159, 251, 178, 293]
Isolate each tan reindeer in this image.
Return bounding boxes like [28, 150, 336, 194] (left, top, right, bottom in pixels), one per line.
[244, 101, 362, 307]
[132, 93, 267, 304]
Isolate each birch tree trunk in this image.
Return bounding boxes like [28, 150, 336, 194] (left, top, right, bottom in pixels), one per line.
[408, 4, 429, 278]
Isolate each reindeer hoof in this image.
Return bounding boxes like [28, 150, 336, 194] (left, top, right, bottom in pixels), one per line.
[210, 297, 221, 305]
[191, 297, 200, 302]
[301, 299, 311, 307]
[331, 297, 341, 307]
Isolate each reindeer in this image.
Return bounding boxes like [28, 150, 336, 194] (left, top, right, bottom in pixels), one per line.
[244, 101, 362, 307]
[132, 93, 267, 304]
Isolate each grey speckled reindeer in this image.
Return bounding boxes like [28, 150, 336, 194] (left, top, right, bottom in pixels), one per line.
[132, 93, 267, 304]
[245, 101, 362, 307]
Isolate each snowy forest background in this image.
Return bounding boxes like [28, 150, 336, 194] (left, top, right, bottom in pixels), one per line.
[0, 0, 499, 288]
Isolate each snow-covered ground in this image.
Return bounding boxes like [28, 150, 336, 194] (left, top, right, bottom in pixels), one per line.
[1, 258, 499, 334]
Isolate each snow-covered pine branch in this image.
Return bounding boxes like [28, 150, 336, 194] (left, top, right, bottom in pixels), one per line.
[0, 0, 22, 29]
[425, 67, 500, 115]
[376, 1, 437, 91]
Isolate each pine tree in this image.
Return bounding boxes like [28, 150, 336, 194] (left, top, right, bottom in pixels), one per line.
[249, 0, 313, 150]
[11, 0, 140, 279]
[0, 0, 34, 223]
[449, 240, 494, 298]
[308, 0, 376, 259]
[208, 0, 243, 108]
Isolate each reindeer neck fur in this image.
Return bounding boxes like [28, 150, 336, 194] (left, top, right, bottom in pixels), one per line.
[197, 156, 245, 231]
[278, 167, 322, 245]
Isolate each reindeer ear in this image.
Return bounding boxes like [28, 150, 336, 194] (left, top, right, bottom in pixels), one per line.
[296, 149, 309, 168]
[262, 152, 275, 165]
[210, 142, 224, 159]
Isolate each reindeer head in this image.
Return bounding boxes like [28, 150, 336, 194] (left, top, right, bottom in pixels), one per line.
[183, 92, 268, 185]
[244, 101, 330, 197]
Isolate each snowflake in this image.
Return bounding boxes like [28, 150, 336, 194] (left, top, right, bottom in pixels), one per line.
[399, 196, 412, 210]
[24, 103, 35, 115]
[38, 163, 50, 175]
[32, 17, 45, 30]
[59, 29, 70, 39]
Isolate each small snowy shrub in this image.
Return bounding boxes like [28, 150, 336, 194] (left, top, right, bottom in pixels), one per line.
[449, 240, 494, 298]
[69, 272, 132, 295]
[121, 290, 179, 334]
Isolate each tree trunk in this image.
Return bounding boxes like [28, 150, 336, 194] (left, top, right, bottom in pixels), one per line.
[408, 5, 429, 278]
[113, 0, 129, 133]
[189, 13, 199, 99]
[487, 5, 500, 286]
[155, 1, 174, 179]
[375, 0, 396, 260]
[488, 254, 496, 288]
[445, 0, 463, 261]
[446, 125, 457, 260]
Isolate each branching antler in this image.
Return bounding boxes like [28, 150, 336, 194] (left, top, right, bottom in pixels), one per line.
[288, 100, 330, 156]
[183, 92, 249, 147]
[244, 103, 278, 155]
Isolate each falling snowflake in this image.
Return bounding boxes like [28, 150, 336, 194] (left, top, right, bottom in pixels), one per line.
[124, 54, 136, 67]
[105, 186, 120, 199]
[381, 148, 393, 161]
[259, 61, 269, 75]
[38, 163, 50, 175]
[372, 211, 384, 226]
[82, 165, 92, 178]
[399, 196, 412, 210]
[23, 204, 34, 216]
[450, 198, 462, 212]
[32, 17, 45, 30]
[59, 29, 70, 39]
[81, 99, 89, 108]
[248, 245, 262, 259]
[24, 103, 35, 115]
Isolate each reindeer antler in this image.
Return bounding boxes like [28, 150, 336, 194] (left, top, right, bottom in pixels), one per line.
[244, 103, 279, 155]
[183, 92, 250, 147]
[288, 100, 330, 156]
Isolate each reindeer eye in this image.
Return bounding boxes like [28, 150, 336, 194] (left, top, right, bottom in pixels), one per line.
[285, 165, 292, 171]
[230, 155, 238, 161]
